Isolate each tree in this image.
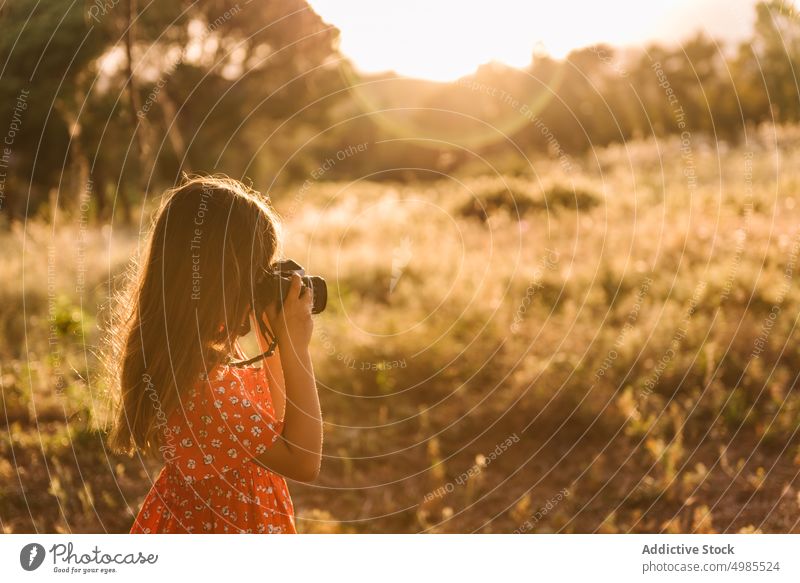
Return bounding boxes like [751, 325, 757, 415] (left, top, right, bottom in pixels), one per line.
[748, 0, 800, 122]
[0, 0, 343, 223]
[0, 1, 106, 220]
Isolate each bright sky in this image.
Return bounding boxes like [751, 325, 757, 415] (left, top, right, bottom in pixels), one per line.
[309, 0, 760, 81]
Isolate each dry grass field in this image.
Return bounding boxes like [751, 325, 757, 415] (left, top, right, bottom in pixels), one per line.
[3, 126, 800, 533]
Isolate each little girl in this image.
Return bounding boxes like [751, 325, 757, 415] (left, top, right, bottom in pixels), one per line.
[107, 176, 322, 534]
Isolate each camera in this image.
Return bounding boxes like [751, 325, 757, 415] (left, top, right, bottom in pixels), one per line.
[256, 259, 327, 314]
[230, 260, 327, 367]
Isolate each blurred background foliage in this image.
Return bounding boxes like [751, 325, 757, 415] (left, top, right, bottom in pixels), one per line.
[0, 1, 798, 223]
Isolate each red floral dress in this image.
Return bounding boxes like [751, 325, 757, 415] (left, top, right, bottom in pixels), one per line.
[130, 364, 296, 534]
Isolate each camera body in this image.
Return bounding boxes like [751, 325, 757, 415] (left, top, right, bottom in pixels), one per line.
[255, 259, 327, 315]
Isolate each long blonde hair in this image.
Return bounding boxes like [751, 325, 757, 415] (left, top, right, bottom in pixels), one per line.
[107, 176, 281, 457]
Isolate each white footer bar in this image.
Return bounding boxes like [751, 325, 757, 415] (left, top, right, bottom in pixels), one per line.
[1, 534, 797, 582]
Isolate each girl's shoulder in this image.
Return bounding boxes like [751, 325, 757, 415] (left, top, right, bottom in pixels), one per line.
[182, 364, 272, 415]
[202, 363, 270, 394]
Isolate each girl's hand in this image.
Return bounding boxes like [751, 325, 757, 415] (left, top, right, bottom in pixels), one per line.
[262, 273, 314, 350]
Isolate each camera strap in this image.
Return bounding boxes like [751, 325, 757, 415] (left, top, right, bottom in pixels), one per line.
[227, 312, 279, 367]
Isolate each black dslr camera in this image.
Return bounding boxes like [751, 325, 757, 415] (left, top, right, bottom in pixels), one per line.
[256, 259, 327, 315]
[230, 260, 326, 367]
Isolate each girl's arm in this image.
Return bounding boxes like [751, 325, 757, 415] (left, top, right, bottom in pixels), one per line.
[252, 274, 322, 482]
[255, 332, 286, 422]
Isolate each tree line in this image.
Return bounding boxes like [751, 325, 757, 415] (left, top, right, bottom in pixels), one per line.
[0, 0, 797, 223]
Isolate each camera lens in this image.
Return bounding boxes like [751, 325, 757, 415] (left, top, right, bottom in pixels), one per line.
[304, 276, 327, 314]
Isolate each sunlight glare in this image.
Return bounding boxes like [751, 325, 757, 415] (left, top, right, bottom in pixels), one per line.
[309, 0, 757, 81]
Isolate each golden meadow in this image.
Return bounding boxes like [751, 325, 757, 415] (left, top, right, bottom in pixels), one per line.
[2, 124, 800, 533]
